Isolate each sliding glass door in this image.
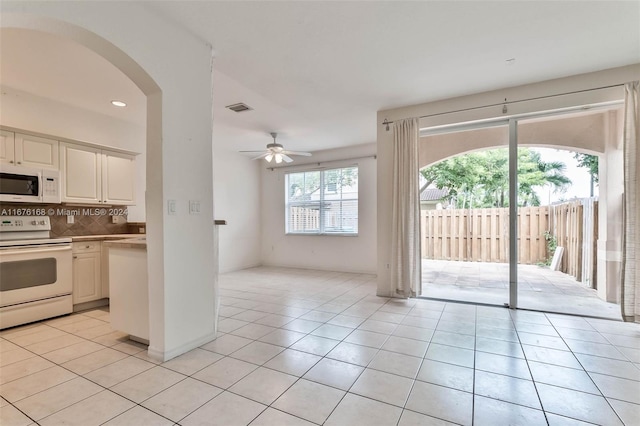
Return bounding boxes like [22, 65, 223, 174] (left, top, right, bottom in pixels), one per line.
[421, 106, 623, 318]
[420, 123, 510, 307]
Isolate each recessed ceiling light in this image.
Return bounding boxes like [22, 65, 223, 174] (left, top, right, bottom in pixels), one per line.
[111, 100, 127, 107]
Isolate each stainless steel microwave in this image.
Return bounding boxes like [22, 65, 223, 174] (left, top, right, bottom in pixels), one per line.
[0, 164, 61, 203]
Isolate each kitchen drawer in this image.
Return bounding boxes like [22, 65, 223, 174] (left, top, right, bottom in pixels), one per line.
[72, 241, 101, 254]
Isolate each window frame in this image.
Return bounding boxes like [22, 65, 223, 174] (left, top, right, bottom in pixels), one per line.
[285, 166, 359, 236]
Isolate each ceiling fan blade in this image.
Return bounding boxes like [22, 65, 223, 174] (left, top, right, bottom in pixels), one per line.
[282, 150, 312, 156]
[282, 154, 293, 163]
[251, 153, 269, 161]
[239, 150, 267, 153]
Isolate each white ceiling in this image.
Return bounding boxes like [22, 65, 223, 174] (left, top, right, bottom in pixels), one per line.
[1, 1, 639, 154]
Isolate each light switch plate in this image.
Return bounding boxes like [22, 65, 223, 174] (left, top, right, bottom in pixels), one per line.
[168, 199, 177, 215]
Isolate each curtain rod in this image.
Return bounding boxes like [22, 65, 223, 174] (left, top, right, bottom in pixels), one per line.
[381, 83, 625, 129]
[267, 154, 376, 171]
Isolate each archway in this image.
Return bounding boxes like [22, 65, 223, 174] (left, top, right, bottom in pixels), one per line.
[1, 7, 218, 361]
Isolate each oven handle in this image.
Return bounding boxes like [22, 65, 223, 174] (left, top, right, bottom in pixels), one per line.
[0, 245, 72, 256]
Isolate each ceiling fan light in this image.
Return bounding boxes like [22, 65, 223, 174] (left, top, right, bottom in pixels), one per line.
[265, 154, 274, 162]
[275, 153, 283, 163]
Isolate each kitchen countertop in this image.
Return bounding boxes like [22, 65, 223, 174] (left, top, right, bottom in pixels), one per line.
[103, 237, 147, 249]
[71, 234, 142, 242]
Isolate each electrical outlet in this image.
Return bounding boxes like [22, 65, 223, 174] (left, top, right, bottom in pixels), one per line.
[189, 200, 201, 215]
[168, 200, 177, 215]
[67, 215, 74, 224]
[111, 216, 120, 224]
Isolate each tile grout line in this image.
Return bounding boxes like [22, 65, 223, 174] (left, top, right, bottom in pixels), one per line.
[542, 312, 627, 425]
[510, 309, 550, 426]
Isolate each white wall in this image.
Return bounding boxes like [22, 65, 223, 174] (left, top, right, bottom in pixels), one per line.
[213, 147, 262, 273]
[3, 1, 217, 361]
[261, 143, 377, 274]
[377, 64, 640, 298]
[0, 86, 147, 221]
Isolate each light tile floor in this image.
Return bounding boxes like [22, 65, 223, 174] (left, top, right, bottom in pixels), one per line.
[1, 266, 639, 425]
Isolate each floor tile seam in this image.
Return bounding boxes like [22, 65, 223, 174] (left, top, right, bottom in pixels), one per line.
[412, 373, 480, 397]
[545, 348, 635, 366]
[598, 334, 640, 362]
[40, 343, 109, 365]
[47, 317, 111, 334]
[0, 324, 54, 340]
[56, 349, 148, 377]
[584, 368, 640, 392]
[542, 315, 629, 382]
[343, 386, 411, 412]
[472, 392, 548, 413]
[527, 314, 620, 425]
[602, 395, 640, 408]
[526, 378, 605, 398]
[10, 375, 110, 423]
[88, 388, 177, 426]
[0, 358, 80, 392]
[471, 309, 479, 426]
[13, 321, 135, 359]
[313, 382, 351, 425]
[3, 327, 74, 348]
[540, 404, 616, 426]
[66, 353, 157, 391]
[247, 406, 321, 426]
[508, 307, 548, 426]
[5, 399, 39, 425]
[1, 364, 79, 404]
[132, 375, 221, 424]
[0, 349, 39, 367]
[575, 365, 640, 382]
[400, 407, 465, 426]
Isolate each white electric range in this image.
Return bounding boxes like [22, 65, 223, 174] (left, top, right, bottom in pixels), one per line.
[0, 216, 73, 329]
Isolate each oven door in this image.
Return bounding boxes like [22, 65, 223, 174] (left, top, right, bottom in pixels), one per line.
[0, 244, 72, 307]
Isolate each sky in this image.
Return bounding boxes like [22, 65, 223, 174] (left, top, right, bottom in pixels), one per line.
[533, 148, 597, 205]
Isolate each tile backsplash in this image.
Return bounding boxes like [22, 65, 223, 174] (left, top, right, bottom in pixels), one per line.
[0, 203, 132, 237]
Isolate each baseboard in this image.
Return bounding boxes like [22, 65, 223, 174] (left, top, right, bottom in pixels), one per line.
[148, 330, 217, 362]
[73, 298, 109, 313]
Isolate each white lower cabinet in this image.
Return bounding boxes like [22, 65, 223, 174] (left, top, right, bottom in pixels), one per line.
[72, 242, 102, 304]
[109, 245, 148, 341]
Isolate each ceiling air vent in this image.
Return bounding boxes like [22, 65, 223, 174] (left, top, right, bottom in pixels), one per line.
[225, 102, 253, 113]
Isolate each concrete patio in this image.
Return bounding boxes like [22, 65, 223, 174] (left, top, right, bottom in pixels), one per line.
[421, 260, 622, 320]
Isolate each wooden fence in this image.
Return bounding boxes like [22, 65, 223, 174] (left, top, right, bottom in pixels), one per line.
[548, 199, 598, 287]
[289, 206, 320, 231]
[421, 200, 598, 284]
[421, 206, 547, 264]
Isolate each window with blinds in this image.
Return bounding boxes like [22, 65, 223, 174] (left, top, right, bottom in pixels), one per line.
[286, 166, 358, 235]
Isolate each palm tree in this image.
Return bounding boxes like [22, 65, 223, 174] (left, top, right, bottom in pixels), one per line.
[518, 149, 571, 206]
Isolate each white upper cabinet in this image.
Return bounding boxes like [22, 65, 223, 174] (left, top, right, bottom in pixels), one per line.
[1, 131, 59, 169]
[60, 142, 135, 205]
[102, 150, 135, 205]
[15, 134, 59, 169]
[0, 130, 15, 165]
[60, 143, 102, 204]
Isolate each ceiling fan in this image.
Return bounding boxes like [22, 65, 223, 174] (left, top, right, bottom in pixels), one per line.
[240, 132, 312, 163]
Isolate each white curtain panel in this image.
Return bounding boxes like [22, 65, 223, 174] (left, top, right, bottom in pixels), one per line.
[391, 118, 422, 297]
[622, 81, 639, 322]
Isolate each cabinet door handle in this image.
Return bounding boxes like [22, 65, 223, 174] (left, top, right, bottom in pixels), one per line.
[73, 256, 78, 259]
[17, 161, 21, 165]
[9, 160, 13, 164]
[85, 245, 90, 249]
